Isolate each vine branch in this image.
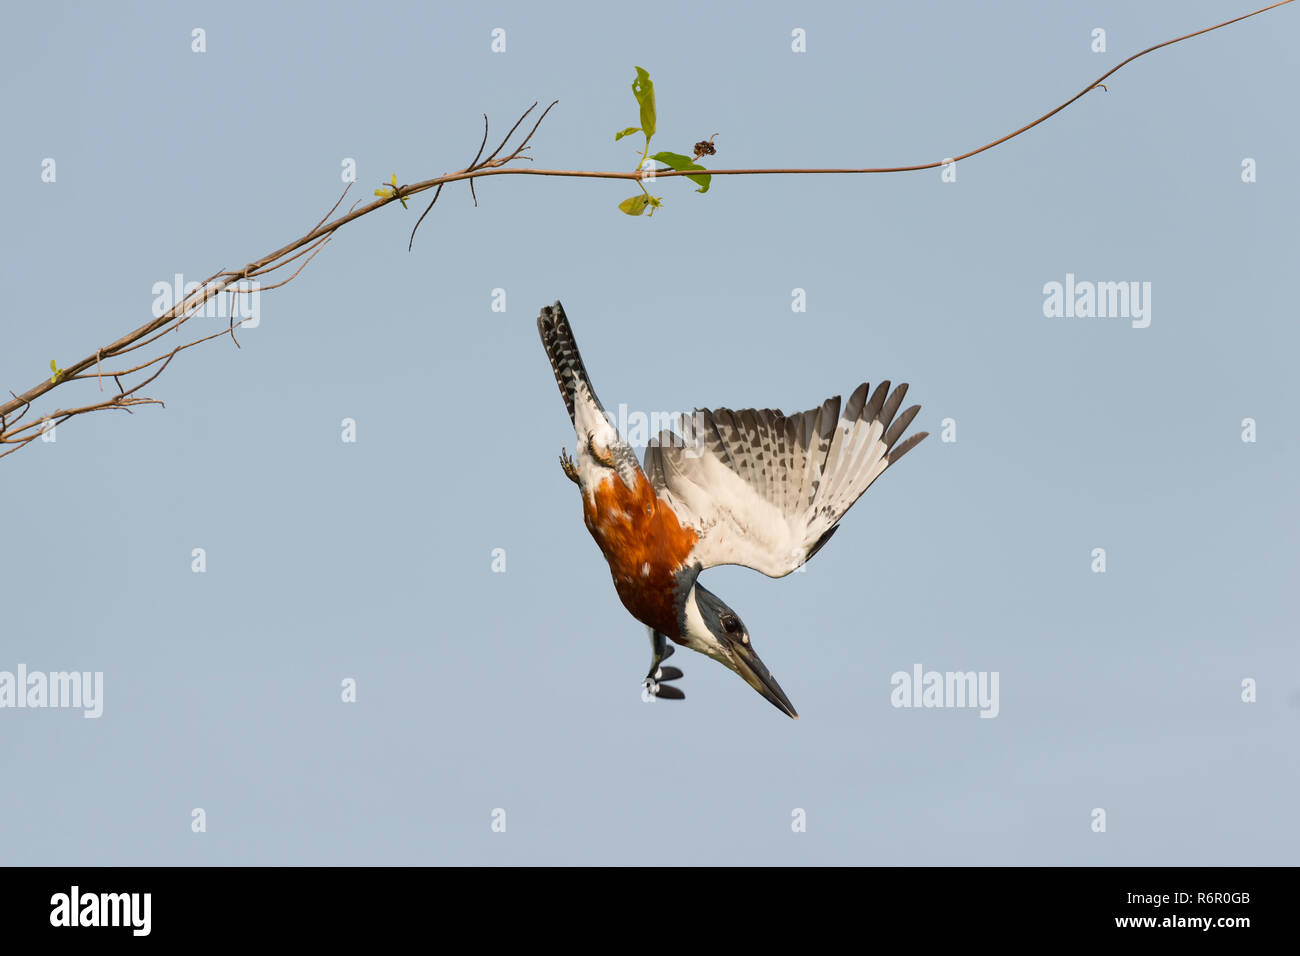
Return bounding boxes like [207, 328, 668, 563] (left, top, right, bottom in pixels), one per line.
[2, 0, 1291, 459]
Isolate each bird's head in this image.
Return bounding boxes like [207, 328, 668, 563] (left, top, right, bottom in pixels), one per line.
[679, 580, 799, 719]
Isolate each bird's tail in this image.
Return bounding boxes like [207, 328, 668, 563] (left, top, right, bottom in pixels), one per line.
[537, 301, 601, 424]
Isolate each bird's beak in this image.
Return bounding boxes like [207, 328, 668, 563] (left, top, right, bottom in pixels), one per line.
[729, 641, 799, 719]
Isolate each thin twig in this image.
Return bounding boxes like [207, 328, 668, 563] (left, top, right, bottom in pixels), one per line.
[480, 101, 536, 168]
[468, 113, 489, 207]
[408, 181, 445, 253]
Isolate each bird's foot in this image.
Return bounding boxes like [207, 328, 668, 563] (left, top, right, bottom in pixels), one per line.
[643, 637, 685, 701]
[559, 447, 580, 485]
[585, 430, 616, 469]
[643, 671, 686, 701]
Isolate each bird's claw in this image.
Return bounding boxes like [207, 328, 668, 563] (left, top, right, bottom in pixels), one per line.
[559, 448, 580, 485]
[643, 638, 685, 700]
[586, 430, 616, 468]
[644, 674, 686, 701]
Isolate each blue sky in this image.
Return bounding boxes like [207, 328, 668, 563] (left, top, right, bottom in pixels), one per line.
[1, 0, 1296, 864]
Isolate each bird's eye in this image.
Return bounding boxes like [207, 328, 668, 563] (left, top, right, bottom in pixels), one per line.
[721, 614, 741, 635]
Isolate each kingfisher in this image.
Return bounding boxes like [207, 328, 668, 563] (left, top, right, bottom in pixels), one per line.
[538, 301, 928, 718]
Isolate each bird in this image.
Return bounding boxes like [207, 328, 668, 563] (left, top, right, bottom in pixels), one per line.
[537, 301, 928, 718]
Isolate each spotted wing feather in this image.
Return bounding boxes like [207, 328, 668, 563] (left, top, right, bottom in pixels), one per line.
[644, 383, 927, 577]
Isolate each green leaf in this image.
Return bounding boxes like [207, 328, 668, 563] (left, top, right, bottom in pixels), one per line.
[376, 173, 407, 207]
[49, 359, 63, 383]
[618, 195, 651, 216]
[615, 127, 641, 142]
[650, 151, 711, 193]
[632, 67, 656, 140]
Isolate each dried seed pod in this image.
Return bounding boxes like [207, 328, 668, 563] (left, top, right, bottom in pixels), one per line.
[692, 134, 719, 160]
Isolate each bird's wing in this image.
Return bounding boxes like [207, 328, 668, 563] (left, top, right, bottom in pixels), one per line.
[643, 382, 927, 577]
